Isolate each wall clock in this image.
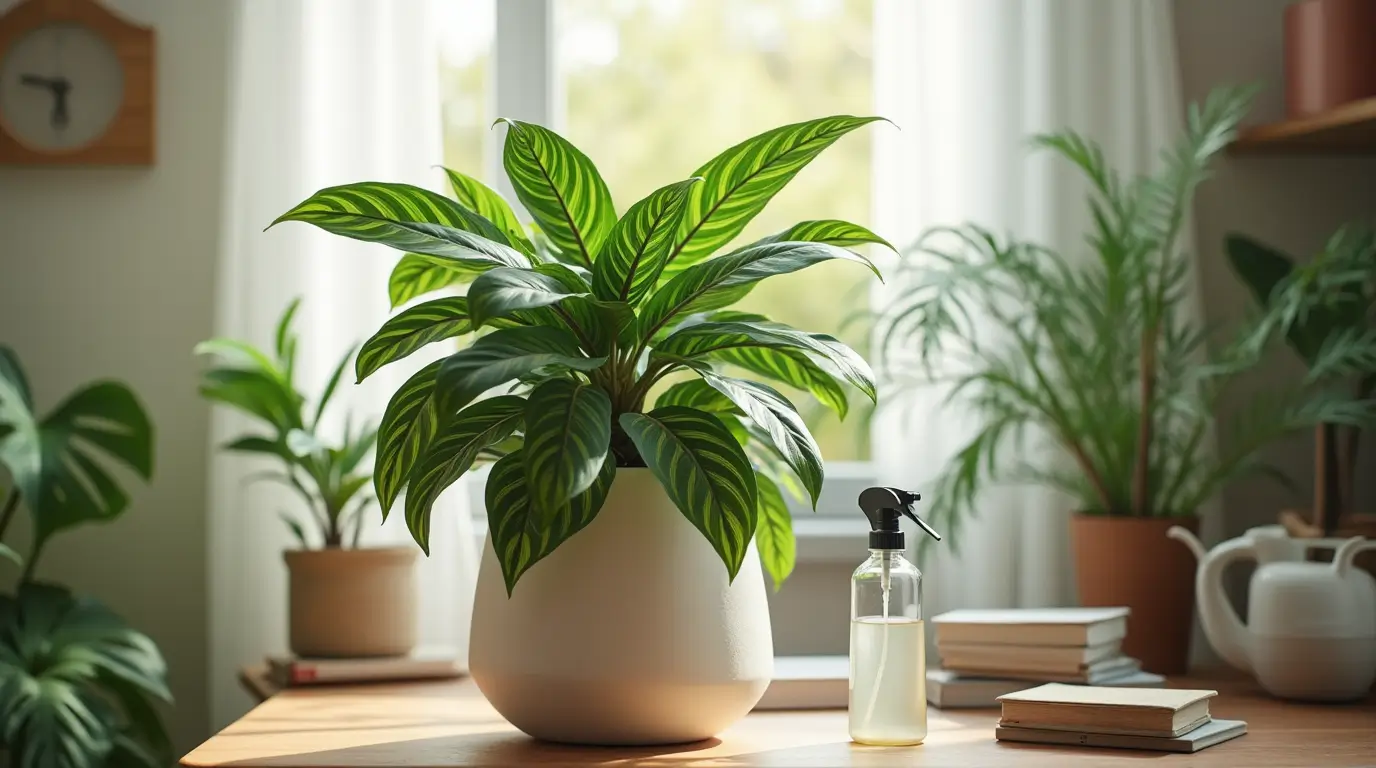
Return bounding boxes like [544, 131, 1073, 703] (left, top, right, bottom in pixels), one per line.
[0, 0, 154, 165]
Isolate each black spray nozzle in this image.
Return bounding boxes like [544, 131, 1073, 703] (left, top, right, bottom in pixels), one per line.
[859, 486, 942, 550]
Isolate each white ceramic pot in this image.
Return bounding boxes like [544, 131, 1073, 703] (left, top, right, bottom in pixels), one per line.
[469, 468, 774, 745]
[284, 547, 418, 658]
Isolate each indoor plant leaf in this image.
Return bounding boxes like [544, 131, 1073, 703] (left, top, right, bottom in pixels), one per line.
[663, 115, 886, 272]
[619, 406, 758, 580]
[190, 338, 280, 377]
[752, 473, 795, 591]
[221, 435, 292, 461]
[486, 449, 616, 595]
[713, 346, 850, 418]
[467, 267, 592, 329]
[311, 345, 355, 429]
[356, 296, 479, 382]
[437, 326, 606, 413]
[442, 166, 535, 255]
[387, 253, 480, 309]
[375, 360, 443, 515]
[750, 219, 895, 250]
[196, 368, 302, 433]
[697, 372, 824, 509]
[499, 119, 617, 268]
[404, 396, 525, 552]
[636, 240, 880, 343]
[654, 379, 740, 413]
[0, 381, 154, 553]
[591, 177, 702, 305]
[522, 379, 613, 517]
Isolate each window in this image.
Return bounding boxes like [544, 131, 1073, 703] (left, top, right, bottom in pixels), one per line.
[438, 0, 878, 538]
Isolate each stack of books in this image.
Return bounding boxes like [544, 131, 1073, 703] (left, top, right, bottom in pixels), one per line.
[994, 683, 1248, 753]
[265, 645, 464, 687]
[927, 607, 1165, 708]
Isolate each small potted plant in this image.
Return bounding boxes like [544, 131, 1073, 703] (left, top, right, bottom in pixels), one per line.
[873, 84, 1375, 674]
[196, 300, 415, 658]
[0, 347, 171, 768]
[270, 115, 887, 743]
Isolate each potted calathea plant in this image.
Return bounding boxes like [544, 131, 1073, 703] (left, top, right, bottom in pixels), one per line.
[0, 347, 171, 768]
[873, 85, 1376, 674]
[270, 115, 887, 743]
[196, 300, 414, 658]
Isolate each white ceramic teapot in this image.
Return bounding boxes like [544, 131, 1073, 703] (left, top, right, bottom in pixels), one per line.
[1169, 525, 1376, 701]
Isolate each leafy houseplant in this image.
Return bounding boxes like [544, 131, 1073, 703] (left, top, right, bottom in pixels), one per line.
[872, 84, 1375, 674]
[196, 300, 417, 658]
[1226, 228, 1376, 535]
[271, 115, 887, 743]
[0, 348, 171, 768]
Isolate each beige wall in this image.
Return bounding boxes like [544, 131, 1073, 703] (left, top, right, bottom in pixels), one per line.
[0, 0, 232, 752]
[1173, 0, 1376, 539]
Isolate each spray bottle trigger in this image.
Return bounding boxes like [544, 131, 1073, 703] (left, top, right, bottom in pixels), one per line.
[899, 505, 942, 542]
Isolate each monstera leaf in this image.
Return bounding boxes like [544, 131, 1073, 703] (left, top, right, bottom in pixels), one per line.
[0, 583, 172, 768]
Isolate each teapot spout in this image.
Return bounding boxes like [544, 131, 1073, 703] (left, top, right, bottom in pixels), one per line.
[1168, 525, 1207, 561]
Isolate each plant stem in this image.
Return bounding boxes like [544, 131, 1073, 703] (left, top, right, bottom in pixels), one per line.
[1132, 333, 1156, 517]
[0, 489, 19, 542]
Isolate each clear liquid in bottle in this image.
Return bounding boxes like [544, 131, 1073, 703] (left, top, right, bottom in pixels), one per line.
[849, 617, 927, 745]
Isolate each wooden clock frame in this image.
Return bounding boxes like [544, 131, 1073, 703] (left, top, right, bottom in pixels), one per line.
[0, 0, 155, 165]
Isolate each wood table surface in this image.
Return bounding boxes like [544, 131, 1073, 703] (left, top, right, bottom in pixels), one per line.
[185, 670, 1376, 767]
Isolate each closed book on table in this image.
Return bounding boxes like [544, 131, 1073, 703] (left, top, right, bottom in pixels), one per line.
[753, 655, 848, 710]
[996, 718, 1247, 753]
[931, 607, 1128, 647]
[997, 682, 1216, 738]
[268, 646, 464, 686]
[938, 639, 1121, 672]
[927, 668, 1165, 709]
[948, 655, 1140, 684]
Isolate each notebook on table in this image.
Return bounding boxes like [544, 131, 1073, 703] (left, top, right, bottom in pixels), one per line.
[996, 718, 1247, 753]
[932, 607, 1129, 647]
[996, 682, 1217, 738]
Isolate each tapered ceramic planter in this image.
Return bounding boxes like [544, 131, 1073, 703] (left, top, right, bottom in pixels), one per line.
[1071, 515, 1198, 675]
[284, 547, 418, 658]
[469, 468, 774, 745]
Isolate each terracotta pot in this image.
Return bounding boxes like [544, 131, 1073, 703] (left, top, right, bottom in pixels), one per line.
[1070, 515, 1197, 675]
[469, 468, 773, 745]
[284, 547, 418, 658]
[1284, 0, 1376, 118]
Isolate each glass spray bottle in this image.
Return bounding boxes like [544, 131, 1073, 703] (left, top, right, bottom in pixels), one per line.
[850, 487, 942, 746]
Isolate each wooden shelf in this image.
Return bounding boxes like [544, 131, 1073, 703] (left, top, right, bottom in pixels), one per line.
[1231, 96, 1376, 154]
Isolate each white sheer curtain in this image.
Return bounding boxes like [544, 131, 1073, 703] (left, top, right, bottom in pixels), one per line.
[871, 0, 1201, 616]
[208, 0, 478, 728]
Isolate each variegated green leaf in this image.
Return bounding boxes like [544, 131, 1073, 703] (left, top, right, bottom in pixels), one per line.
[375, 360, 442, 514]
[655, 320, 876, 403]
[619, 407, 757, 580]
[499, 119, 616, 268]
[654, 379, 739, 413]
[271, 182, 532, 276]
[442, 167, 535, 255]
[717, 346, 850, 418]
[751, 219, 894, 250]
[357, 297, 475, 383]
[486, 450, 616, 594]
[638, 241, 879, 343]
[753, 472, 795, 591]
[664, 116, 886, 272]
[437, 326, 605, 412]
[468, 267, 591, 329]
[387, 254, 474, 309]
[698, 372, 823, 509]
[405, 395, 525, 552]
[591, 178, 701, 304]
[523, 379, 612, 517]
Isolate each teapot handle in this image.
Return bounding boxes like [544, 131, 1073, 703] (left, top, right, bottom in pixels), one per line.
[1196, 536, 1256, 674]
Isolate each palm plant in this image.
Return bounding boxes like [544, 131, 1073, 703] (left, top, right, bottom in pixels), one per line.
[0, 348, 170, 768]
[272, 116, 888, 592]
[873, 84, 1376, 543]
[196, 299, 378, 549]
[1227, 227, 1376, 531]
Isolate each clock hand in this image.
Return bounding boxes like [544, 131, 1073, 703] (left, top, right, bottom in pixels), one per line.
[50, 78, 71, 130]
[19, 73, 59, 89]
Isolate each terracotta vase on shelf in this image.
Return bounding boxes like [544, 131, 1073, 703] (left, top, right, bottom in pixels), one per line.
[1284, 0, 1376, 118]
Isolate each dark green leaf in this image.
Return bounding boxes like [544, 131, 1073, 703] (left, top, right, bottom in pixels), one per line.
[698, 373, 823, 509]
[0, 345, 35, 412]
[592, 177, 701, 304]
[654, 379, 739, 413]
[0, 541, 22, 568]
[357, 297, 477, 382]
[405, 396, 525, 552]
[715, 346, 850, 418]
[619, 407, 758, 580]
[312, 345, 355, 429]
[275, 298, 301, 362]
[197, 368, 303, 433]
[279, 511, 310, 548]
[486, 450, 616, 594]
[442, 166, 535, 255]
[751, 219, 894, 250]
[437, 327, 606, 413]
[753, 473, 795, 591]
[523, 379, 612, 517]
[468, 267, 591, 329]
[193, 338, 280, 376]
[221, 435, 291, 460]
[375, 360, 442, 514]
[387, 253, 476, 309]
[664, 116, 886, 272]
[499, 120, 616, 268]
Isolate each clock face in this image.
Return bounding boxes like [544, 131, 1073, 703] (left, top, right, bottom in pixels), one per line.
[0, 22, 125, 152]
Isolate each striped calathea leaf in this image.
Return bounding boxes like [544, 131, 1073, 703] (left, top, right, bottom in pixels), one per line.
[273, 114, 887, 591]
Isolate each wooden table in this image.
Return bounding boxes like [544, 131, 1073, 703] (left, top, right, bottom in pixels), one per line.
[185, 670, 1376, 767]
